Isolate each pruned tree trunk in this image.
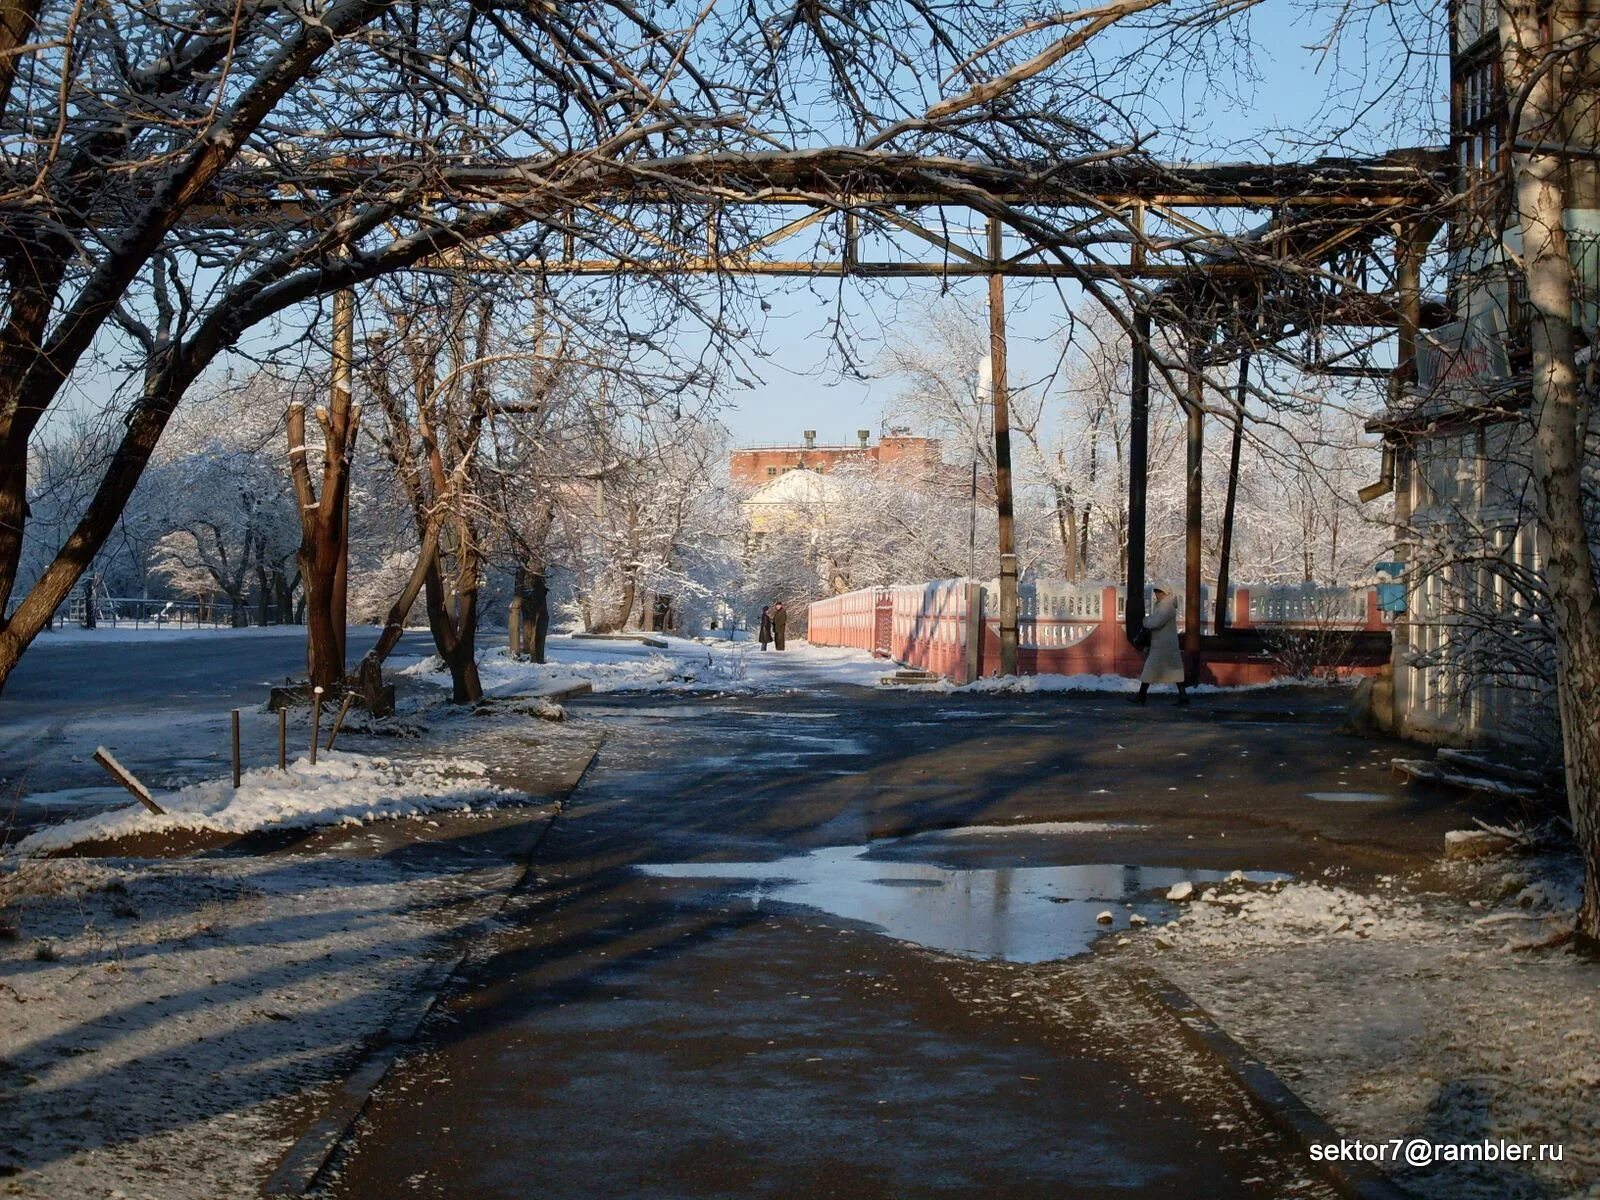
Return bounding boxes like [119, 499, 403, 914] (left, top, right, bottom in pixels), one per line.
[513, 566, 551, 662]
[1502, 0, 1600, 942]
[287, 288, 359, 692]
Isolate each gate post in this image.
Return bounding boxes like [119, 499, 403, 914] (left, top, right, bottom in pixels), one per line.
[963, 580, 983, 683]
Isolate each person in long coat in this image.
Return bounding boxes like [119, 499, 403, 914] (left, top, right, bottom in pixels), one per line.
[1134, 587, 1188, 705]
[758, 605, 773, 650]
[771, 601, 788, 651]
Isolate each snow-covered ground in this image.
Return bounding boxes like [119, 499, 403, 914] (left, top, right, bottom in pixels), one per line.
[0, 849, 525, 1200]
[403, 633, 892, 696]
[1104, 856, 1598, 1200]
[13, 752, 518, 856]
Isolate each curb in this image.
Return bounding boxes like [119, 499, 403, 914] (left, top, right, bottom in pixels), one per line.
[260, 740, 602, 1198]
[1140, 973, 1411, 1200]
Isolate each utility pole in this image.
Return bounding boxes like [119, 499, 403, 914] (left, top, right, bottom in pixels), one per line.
[1215, 353, 1249, 632]
[968, 458, 978, 579]
[1183, 338, 1205, 682]
[988, 217, 1018, 675]
[1125, 309, 1151, 640]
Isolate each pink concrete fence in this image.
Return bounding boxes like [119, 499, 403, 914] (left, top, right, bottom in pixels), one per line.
[805, 585, 878, 654]
[808, 579, 1388, 685]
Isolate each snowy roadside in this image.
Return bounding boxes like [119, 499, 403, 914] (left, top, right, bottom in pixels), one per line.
[12, 752, 517, 856]
[402, 634, 892, 697]
[1095, 856, 1598, 1200]
[0, 700, 600, 1198]
[0, 849, 523, 1200]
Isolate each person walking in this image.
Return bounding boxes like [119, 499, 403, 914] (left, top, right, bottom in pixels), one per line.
[771, 601, 788, 651]
[1133, 586, 1188, 706]
[758, 605, 773, 651]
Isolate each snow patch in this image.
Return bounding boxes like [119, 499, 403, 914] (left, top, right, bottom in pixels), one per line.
[1154, 881, 1426, 949]
[14, 752, 515, 855]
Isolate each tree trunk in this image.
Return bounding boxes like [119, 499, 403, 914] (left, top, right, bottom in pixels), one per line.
[1051, 481, 1078, 580]
[514, 566, 550, 663]
[423, 560, 482, 703]
[286, 288, 359, 692]
[300, 545, 345, 688]
[255, 565, 271, 626]
[1502, 0, 1600, 942]
[355, 521, 442, 715]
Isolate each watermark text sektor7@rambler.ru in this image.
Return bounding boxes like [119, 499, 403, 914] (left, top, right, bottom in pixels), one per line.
[1312, 1139, 1565, 1167]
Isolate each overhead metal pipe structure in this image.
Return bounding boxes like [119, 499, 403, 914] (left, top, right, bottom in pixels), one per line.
[175, 146, 1448, 682]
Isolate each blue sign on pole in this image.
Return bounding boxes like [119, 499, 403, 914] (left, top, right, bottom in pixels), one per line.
[1374, 561, 1406, 613]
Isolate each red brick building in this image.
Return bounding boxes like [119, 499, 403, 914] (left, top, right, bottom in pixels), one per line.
[729, 429, 949, 488]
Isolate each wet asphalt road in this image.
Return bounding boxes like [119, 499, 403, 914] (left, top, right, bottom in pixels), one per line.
[318, 684, 1497, 1199]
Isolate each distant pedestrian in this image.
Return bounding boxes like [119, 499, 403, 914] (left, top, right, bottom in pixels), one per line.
[772, 601, 787, 651]
[758, 605, 773, 650]
[1133, 587, 1188, 706]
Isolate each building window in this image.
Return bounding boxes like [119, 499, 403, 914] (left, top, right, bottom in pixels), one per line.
[1453, 45, 1508, 244]
[766, 467, 777, 476]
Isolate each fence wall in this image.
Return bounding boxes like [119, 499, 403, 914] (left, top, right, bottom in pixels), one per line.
[809, 578, 1388, 685]
[59, 595, 296, 630]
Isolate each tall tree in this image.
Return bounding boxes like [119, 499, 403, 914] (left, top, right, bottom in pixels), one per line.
[1499, 0, 1600, 939]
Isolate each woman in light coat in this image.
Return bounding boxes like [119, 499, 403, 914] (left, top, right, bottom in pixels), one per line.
[1135, 587, 1188, 706]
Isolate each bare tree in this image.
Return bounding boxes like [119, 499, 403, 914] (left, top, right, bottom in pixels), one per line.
[1497, 0, 1600, 938]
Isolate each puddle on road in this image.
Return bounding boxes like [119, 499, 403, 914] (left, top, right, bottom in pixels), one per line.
[641, 843, 1287, 962]
[1304, 791, 1397, 803]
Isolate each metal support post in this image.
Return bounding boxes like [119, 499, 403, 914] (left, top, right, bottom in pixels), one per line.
[1184, 340, 1205, 681]
[1126, 309, 1151, 640]
[988, 217, 1018, 676]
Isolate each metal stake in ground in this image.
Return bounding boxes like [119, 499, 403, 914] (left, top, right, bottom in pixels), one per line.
[93, 747, 164, 815]
[231, 708, 242, 788]
[326, 691, 356, 752]
[278, 706, 288, 771]
[310, 687, 324, 766]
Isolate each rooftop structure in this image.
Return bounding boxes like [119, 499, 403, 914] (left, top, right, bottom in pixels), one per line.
[729, 429, 951, 489]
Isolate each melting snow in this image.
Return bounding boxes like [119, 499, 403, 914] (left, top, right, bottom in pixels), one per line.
[14, 752, 516, 855]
